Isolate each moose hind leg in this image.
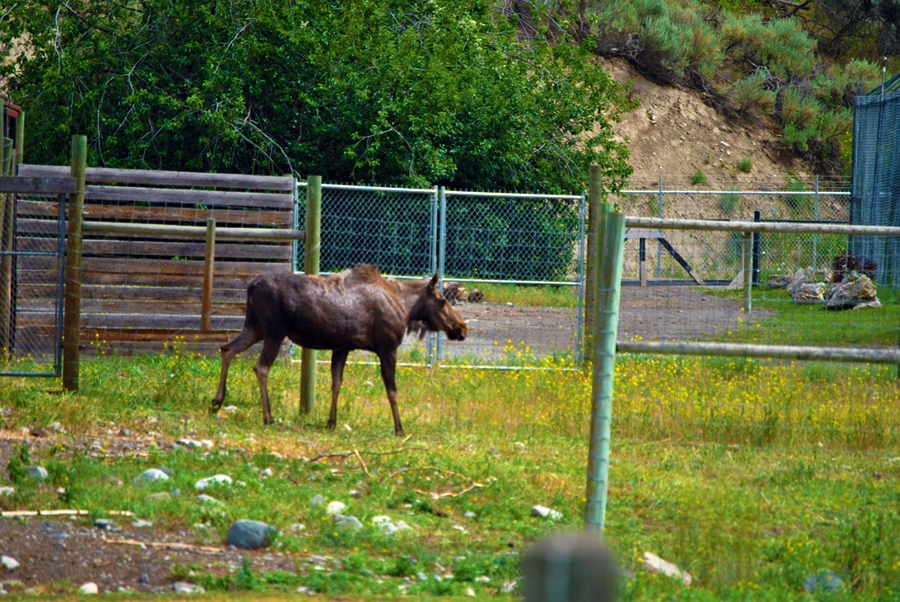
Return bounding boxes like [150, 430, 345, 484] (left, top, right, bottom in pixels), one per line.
[254, 336, 284, 425]
[377, 350, 403, 436]
[211, 329, 261, 416]
[327, 349, 350, 430]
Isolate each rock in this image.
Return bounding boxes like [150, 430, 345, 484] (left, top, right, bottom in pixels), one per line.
[118, 428, 132, 437]
[133, 468, 169, 485]
[227, 519, 274, 549]
[48, 422, 64, 433]
[195, 474, 232, 490]
[78, 582, 99, 594]
[641, 552, 692, 586]
[377, 522, 399, 536]
[326, 501, 346, 516]
[825, 274, 880, 310]
[335, 516, 363, 532]
[310, 494, 325, 506]
[132, 519, 153, 528]
[464, 511, 477, 518]
[197, 494, 222, 505]
[93, 519, 116, 531]
[0, 487, 13, 496]
[767, 275, 791, 289]
[290, 523, 306, 533]
[530, 505, 563, 520]
[139, 573, 149, 584]
[143, 490, 179, 501]
[804, 572, 844, 593]
[786, 266, 832, 299]
[27, 466, 48, 480]
[222, 405, 239, 412]
[1, 556, 20, 570]
[260, 468, 273, 477]
[172, 582, 205, 594]
[791, 283, 825, 304]
[396, 520, 414, 531]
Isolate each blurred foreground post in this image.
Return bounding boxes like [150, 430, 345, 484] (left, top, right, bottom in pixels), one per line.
[300, 175, 321, 415]
[524, 532, 619, 602]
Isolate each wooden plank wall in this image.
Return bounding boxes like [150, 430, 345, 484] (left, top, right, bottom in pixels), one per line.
[18, 165, 296, 356]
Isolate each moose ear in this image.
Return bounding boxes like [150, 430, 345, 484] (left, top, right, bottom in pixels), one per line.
[429, 273, 439, 289]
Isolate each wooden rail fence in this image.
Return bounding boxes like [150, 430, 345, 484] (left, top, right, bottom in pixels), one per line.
[18, 163, 302, 357]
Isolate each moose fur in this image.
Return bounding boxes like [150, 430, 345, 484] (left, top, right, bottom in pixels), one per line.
[210, 264, 467, 435]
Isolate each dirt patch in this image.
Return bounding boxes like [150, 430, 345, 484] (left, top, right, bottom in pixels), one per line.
[417, 286, 771, 360]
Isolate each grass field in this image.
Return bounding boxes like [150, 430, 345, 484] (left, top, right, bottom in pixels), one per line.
[1, 329, 899, 600]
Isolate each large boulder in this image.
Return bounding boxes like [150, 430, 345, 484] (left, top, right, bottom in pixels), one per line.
[825, 274, 880, 310]
[786, 267, 832, 299]
[227, 520, 275, 549]
[792, 283, 825, 304]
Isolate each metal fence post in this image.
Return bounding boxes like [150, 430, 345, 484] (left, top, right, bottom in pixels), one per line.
[291, 178, 300, 273]
[436, 186, 447, 364]
[200, 218, 216, 332]
[300, 176, 321, 415]
[429, 186, 439, 369]
[0, 138, 11, 353]
[752, 210, 761, 285]
[582, 166, 601, 367]
[742, 231, 753, 315]
[576, 191, 587, 364]
[585, 206, 625, 536]
[813, 175, 819, 270]
[656, 174, 663, 278]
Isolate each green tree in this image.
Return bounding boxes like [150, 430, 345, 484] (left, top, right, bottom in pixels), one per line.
[1, 0, 634, 193]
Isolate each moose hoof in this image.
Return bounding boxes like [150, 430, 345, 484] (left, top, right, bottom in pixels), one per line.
[209, 399, 223, 416]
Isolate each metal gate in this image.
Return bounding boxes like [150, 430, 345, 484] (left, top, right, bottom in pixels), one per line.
[0, 179, 69, 377]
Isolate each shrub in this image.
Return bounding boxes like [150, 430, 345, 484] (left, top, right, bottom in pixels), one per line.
[691, 169, 707, 185]
[738, 158, 752, 173]
[832, 254, 877, 282]
[719, 190, 741, 214]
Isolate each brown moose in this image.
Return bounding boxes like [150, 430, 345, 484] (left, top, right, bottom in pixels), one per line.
[210, 264, 467, 435]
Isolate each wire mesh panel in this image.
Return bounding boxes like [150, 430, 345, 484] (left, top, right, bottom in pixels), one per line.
[851, 74, 900, 289]
[440, 190, 585, 367]
[2, 192, 66, 376]
[612, 176, 851, 287]
[297, 184, 438, 277]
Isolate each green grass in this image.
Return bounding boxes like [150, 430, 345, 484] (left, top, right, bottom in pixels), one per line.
[446, 281, 580, 308]
[705, 287, 900, 347]
[1, 344, 899, 600]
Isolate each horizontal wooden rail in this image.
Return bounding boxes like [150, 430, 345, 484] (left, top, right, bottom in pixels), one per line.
[20, 164, 294, 191]
[625, 216, 900, 236]
[82, 221, 304, 240]
[0, 176, 77, 194]
[617, 341, 900, 365]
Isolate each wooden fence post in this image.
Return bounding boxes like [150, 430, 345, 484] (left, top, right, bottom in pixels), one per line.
[300, 176, 321, 415]
[200, 217, 216, 331]
[0, 138, 12, 353]
[582, 165, 601, 367]
[63, 135, 87, 391]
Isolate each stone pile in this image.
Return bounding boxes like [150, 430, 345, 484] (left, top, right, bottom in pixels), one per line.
[769, 266, 881, 310]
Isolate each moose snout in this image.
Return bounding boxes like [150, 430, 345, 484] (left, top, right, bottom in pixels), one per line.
[448, 324, 467, 341]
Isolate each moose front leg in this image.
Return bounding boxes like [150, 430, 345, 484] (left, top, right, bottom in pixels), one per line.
[378, 350, 403, 436]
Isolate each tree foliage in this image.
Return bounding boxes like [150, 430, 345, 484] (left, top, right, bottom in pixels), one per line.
[0, 0, 634, 192]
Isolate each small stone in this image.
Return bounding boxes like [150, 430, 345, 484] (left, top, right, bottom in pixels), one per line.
[1, 556, 20, 570]
[118, 428, 132, 437]
[290, 523, 306, 533]
[335, 516, 363, 532]
[326, 501, 345, 516]
[310, 494, 325, 506]
[377, 522, 399, 536]
[195, 474, 232, 490]
[804, 572, 844, 593]
[78, 582, 98, 594]
[133, 468, 169, 485]
[451, 525, 469, 535]
[465, 587, 476, 596]
[260, 468, 273, 477]
[530, 505, 562, 520]
[396, 520, 414, 531]
[0, 487, 13, 496]
[132, 519, 153, 528]
[222, 405, 239, 412]
[48, 422, 64, 433]
[172, 582, 204, 594]
[196, 494, 222, 505]
[227, 519, 274, 549]
[94, 519, 115, 531]
[642, 552, 692, 586]
[464, 511, 476, 518]
[138, 573, 149, 584]
[27, 466, 48, 480]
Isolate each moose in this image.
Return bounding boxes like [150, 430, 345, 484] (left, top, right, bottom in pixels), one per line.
[209, 264, 467, 435]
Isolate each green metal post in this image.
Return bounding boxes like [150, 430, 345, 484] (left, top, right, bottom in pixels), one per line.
[0, 139, 11, 353]
[582, 164, 601, 368]
[742, 232, 753, 315]
[584, 208, 626, 536]
[300, 176, 322, 415]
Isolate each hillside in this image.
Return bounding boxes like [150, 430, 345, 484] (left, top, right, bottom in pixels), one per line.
[602, 58, 814, 185]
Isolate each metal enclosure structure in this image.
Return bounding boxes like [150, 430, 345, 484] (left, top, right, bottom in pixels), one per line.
[850, 73, 900, 289]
